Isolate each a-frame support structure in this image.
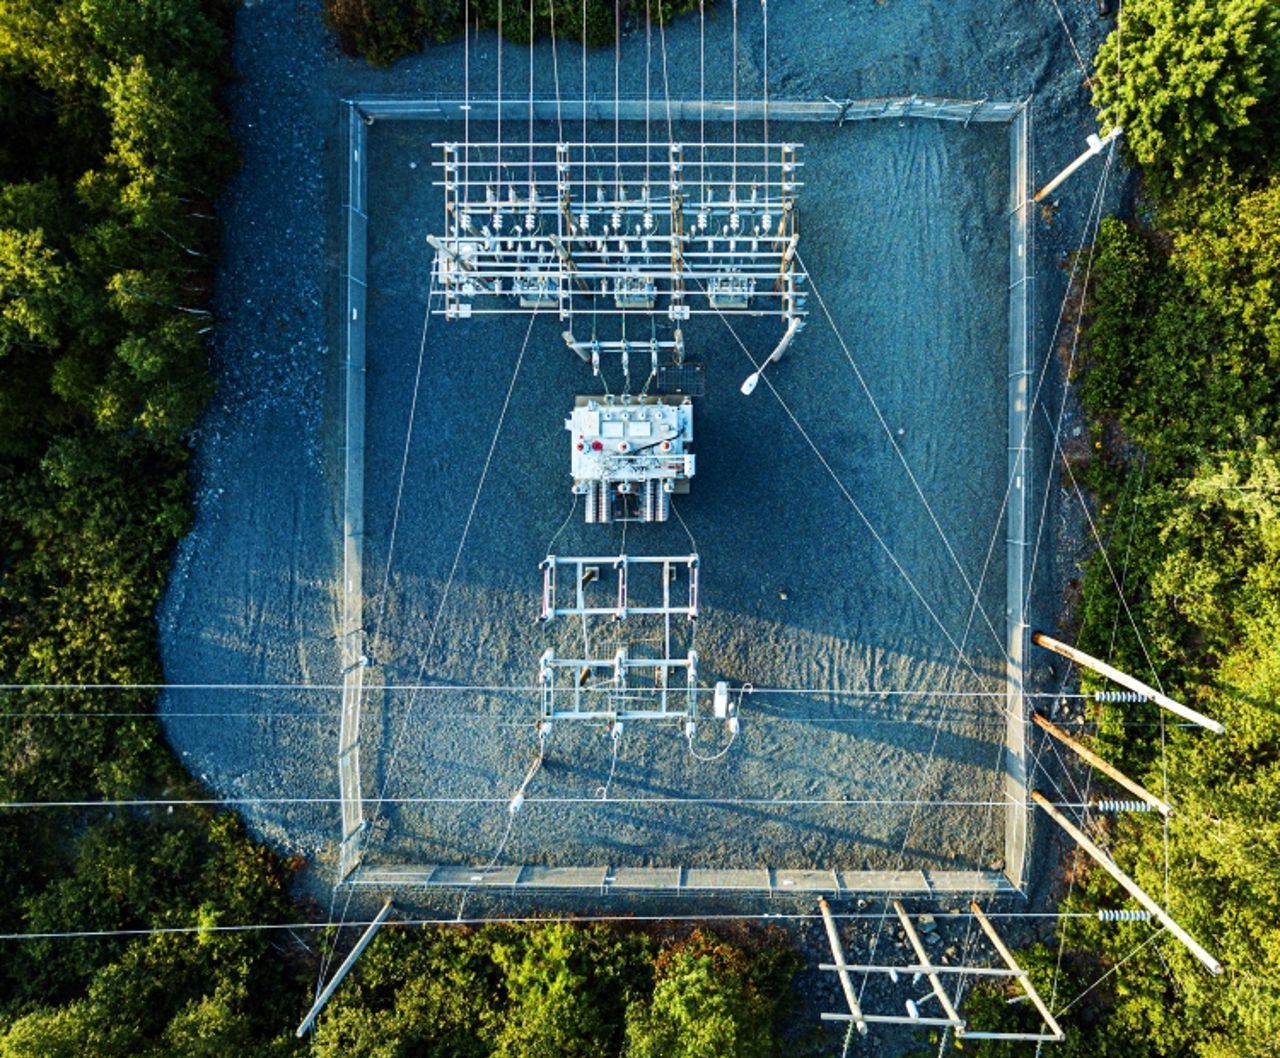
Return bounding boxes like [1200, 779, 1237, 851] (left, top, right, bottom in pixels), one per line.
[817, 899, 1065, 1041]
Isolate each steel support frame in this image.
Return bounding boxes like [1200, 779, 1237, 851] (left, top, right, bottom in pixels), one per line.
[431, 139, 808, 324]
[540, 554, 698, 620]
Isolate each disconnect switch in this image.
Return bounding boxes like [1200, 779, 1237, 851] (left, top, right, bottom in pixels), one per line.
[713, 681, 730, 719]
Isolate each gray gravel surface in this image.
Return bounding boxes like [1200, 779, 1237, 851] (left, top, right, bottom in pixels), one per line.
[357, 113, 1010, 877]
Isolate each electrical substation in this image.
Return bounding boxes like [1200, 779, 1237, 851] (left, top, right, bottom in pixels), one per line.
[300, 5, 1228, 1046]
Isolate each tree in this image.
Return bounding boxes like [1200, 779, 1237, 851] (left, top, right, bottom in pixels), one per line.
[624, 931, 783, 1058]
[0, 5, 301, 1058]
[1173, 174, 1280, 362]
[0, 226, 65, 356]
[491, 923, 651, 1058]
[103, 58, 233, 193]
[311, 927, 501, 1058]
[1091, 0, 1280, 192]
[0, 0, 227, 97]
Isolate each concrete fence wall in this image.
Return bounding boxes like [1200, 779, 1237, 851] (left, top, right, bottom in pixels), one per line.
[347, 94, 1023, 126]
[1004, 103, 1032, 893]
[348, 863, 1017, 897]
[337, 101, 369, 882]
[334, 96, 1032, 896]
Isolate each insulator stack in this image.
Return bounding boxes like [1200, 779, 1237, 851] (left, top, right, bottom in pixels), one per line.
[583, 481, 604, 523]
[641, 480, 670, 522]
[582, 481, 612, 524]
[1097, 909, 1154, 922]
[1094, 690, 1149, 703]
[1094, 800, 1153, 814]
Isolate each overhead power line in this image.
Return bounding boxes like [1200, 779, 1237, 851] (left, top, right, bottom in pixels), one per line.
[0, 909, 1099, 944]
[0, 794, 1123, 812]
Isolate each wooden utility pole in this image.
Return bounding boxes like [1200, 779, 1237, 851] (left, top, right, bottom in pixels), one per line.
[891, 901, 964, 1031]
[1033, 127, 1122, 202]
[296, 899, 395, 1037]
[968, 902, 1064, 1042]
[1031, 631, 1223, 734]
[1032, 711, 1173, 817]
[817, 897, 867, 1035]
[1031, 791, 1222, 975]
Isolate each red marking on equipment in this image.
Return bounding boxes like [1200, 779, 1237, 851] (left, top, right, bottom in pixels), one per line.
[591, 440, 603, 451]
[617, 441, 630, 453]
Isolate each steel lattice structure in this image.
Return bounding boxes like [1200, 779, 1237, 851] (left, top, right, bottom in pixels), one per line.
[430, 138, 807, 342]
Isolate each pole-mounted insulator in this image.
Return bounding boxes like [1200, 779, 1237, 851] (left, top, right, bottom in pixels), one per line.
[1094, 800, 1153, 814]
[1097, 909, 1154, 922]
[1094, 690, 1148, 703]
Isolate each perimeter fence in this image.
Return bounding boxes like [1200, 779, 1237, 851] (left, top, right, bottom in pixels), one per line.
[336, 95, 1032, 896]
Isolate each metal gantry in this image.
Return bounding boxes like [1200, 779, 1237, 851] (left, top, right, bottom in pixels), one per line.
[423, 111, 812, 738]
[431, 138, 807, 334]
[818, 899, 1064, 1043]
[537, 554, 700, 726]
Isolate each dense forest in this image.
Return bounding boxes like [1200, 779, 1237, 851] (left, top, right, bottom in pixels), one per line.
[1, 0, 1277, 1055]
[0, 2, 801, 1056]
[950, 1, 1280, 1055]
[326, 0, 1280, 1055]
[0, 0, 308, 1052]
[324, 0, 700, 66]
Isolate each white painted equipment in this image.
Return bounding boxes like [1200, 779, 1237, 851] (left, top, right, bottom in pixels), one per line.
[567, 395, 694, 523]
[713, 681, 730, 718]
[537, 555, 699, 726]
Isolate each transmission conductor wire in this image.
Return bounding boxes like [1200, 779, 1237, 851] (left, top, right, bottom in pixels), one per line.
[1022, 141, 1180, 904]
[0, 682, 1181, 700]
[549, 0, 563, 142]
[731, 0, 738, 192]
[699, 287, 992, 698]
[700, 285, 1008, 1005]
[761, 0, 768, 174]
[362, 308, 541, 854]
[321, 305, 542, 989]
[369, 276, 437, 662]
[698, 1, 705, 206]
[854, 103, 1110, 1004]
[0, 794, 1108, 812]
[656, 0, 673, 144]
[497, 0, 502, 193]
[468, 0, 478, 207]
[797, 250, 1009, 668]
[0, 909, 1100, 945]
[1023, 147, 1113, 612]
[1055, 927, 1167, 1018]
[645, 0, 652, 191]
[527, 0, 534, 193]
[1047, 0, 1090, 79]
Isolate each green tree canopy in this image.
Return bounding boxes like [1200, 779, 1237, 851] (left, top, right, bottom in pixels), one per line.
[623, 931, 789, 1058]
[1092, 0, 1280, 193]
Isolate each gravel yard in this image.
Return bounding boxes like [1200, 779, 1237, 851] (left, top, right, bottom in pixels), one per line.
[157, 0, 1124, 929]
